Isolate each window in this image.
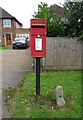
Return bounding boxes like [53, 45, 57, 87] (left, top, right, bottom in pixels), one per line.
[3, 19, 11, 27]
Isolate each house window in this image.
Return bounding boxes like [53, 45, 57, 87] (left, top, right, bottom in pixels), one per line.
[3, 19, 11, 27]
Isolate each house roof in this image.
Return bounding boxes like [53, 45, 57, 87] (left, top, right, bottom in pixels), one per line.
[49, 4, 63, 17]
[0, 7, 22, 26]
[55, 4, 63, 16]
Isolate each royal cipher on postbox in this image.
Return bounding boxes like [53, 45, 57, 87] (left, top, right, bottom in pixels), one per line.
[30, 18, 46, 58]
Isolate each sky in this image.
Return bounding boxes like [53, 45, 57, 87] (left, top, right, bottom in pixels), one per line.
[0, 0, 65, 28]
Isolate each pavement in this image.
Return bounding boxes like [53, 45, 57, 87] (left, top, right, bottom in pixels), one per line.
[0, 48, 33, 119]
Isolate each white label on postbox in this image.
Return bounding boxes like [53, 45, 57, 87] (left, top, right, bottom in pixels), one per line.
[35, 38, 42, 51]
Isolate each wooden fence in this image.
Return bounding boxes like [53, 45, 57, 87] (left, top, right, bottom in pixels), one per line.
[41, 37, 82, 71]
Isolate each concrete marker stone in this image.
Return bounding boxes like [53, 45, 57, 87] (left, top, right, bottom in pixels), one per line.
[55, 86, 65, 107]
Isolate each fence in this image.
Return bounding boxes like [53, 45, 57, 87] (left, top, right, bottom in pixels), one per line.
[41, 37, 82, 71]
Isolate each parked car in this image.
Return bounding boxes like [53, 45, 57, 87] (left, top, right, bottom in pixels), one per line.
[12, 37, 28, 49]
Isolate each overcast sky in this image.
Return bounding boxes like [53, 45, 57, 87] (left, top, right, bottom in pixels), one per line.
[0, 0, 65, 28]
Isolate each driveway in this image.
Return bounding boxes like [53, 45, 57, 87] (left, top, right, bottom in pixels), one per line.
[0, 48, 33, 119]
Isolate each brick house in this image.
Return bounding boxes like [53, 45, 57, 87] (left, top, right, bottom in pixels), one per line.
[15, 28, 30, 40]
[0, 7, 30, 46]
[49, 4, 63, 16]
[53, 4, 63, 17]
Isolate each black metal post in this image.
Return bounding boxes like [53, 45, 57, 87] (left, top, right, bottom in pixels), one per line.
[36, 57, 40, 99]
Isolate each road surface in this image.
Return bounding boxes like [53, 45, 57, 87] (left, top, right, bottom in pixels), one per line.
[0, 48, 33, 119]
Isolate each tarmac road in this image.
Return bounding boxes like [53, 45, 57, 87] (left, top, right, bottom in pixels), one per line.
[0, 48, 33, 119]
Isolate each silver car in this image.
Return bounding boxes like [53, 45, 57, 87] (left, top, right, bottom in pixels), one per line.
[12, 37, 28, 49]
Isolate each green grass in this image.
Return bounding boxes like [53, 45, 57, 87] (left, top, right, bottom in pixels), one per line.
[10, 71, 81, 118]
[0, 47, 11, 50]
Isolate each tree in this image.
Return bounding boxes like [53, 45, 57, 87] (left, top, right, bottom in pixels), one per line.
[63, 2, 83, 37]
[33, 2, 64, 37]
[33, 2, 53, 21]
[48, 16, 64, 37]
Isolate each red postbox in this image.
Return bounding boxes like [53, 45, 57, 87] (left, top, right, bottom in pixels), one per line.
[30, 18, 46, 57]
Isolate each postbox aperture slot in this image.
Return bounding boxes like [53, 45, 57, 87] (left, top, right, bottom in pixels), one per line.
[31, 25, 45, 28]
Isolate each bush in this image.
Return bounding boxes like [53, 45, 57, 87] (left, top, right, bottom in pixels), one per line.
[0, 43, 5, 47]
[0, 43, 2, 47]
[78, 34, 83, 40]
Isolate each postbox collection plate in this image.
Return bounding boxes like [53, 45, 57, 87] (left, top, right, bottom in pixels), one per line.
[35, 38, 42, 51]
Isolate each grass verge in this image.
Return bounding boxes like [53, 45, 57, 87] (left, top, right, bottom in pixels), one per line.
[5, 71, 81, 118]
[0, 47, 11, 50]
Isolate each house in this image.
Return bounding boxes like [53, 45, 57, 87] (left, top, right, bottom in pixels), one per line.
[15, 28, 30, 40]
[54, 4, 63, 17]
[49, 4, 63, 17]
[0, 7, 30, 46]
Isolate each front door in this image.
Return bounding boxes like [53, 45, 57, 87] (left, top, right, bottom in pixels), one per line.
[6, 34, 12, 46]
